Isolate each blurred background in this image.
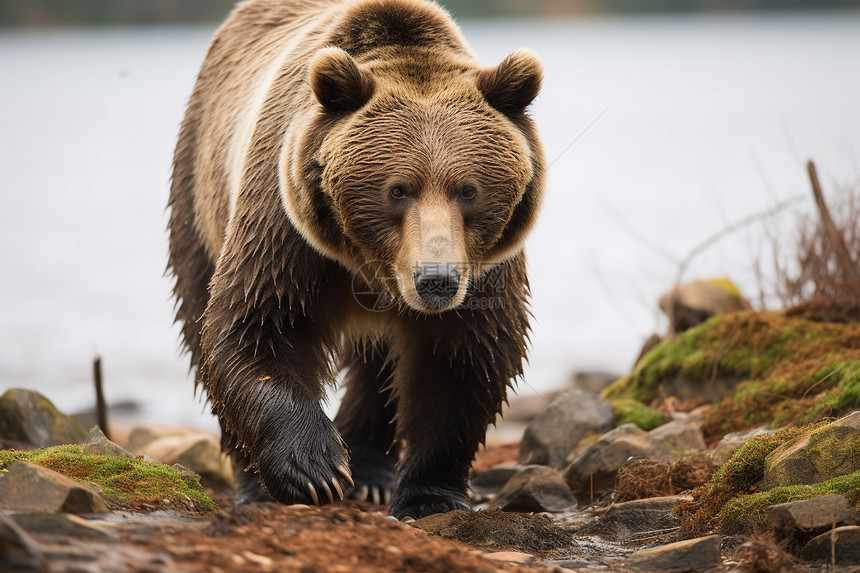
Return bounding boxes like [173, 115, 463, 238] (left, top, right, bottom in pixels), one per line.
[2, 0, 860, 23]
[1, 0, 858, 431]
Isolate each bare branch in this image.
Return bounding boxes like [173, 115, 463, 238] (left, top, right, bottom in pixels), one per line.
[807, 160, 860, 288]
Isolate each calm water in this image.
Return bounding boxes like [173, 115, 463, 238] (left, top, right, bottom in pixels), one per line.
[1, 14, 859, 431]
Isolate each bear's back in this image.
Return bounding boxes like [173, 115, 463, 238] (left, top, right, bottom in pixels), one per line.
[180, 0, 469, 260]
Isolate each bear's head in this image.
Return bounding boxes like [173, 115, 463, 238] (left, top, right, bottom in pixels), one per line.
[283, 41, 544, 314]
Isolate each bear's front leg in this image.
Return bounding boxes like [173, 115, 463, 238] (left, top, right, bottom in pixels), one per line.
[206, 331, 353, 505]
[387, 336, 509, 520]
[200, 231, 352, 506]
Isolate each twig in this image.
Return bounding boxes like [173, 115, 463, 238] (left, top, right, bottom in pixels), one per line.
[807, 160, 860, 288]
[628, 526, 681, 544]
[93, 356, 110, 440]
[590, 470, 594, 506]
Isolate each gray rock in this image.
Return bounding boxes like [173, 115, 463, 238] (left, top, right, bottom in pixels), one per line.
[470, 466, 521, 497]
[0, 512, 44, 570]
[564, 424, 678, 503]
[571, 371, 620, 394]
[578, 496, 686, 543]
[0, 388, 87, 449]
[768, 495, 859, 543]
[519, 389, 616, 468]
[624, 534, 721, 571]
[762, 411, 860, 491]
[12, 513, 117, 541]
[710, 426, 774, 466]
[0, 461, 108, 514]
[38, 543, 98, 562]
[83, 426, 133, 458]
[649, 418, 706, 453]
[488, 466, 576, 513]
[801, 526, 860, 565]
[138, 432, 232, 487]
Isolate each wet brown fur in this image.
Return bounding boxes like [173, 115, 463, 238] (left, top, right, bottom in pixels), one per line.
[168, 0, 544, 519]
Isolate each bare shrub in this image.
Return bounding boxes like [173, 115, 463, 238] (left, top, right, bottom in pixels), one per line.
[770, 163, 860, 311]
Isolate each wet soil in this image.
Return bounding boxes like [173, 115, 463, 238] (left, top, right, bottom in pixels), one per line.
[28, 498, 532, 573]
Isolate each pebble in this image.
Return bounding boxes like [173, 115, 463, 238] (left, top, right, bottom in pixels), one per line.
[12, 513, 117, 541]
[488, 465, 576, 513]
[624, 534, 722, 572]
[481, 550, 537, 564]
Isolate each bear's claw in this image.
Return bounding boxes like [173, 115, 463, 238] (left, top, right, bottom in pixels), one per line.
[252, 398, 353, 508]
[338, 465, 355, 487]
[321, 482, 334, 504]
[331, 477, 344, 500]
[348, 484, 391, 505]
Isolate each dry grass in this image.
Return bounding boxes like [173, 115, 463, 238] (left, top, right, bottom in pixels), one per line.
[614, 454, 717, 503]
[766, 165, 860, 311]
[734, 534, 811, 573]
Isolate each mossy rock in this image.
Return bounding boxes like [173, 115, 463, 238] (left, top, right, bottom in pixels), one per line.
[603, 310, 860, 439]
[716, 470, 860, 535]
[677, 423, 824, 537]
[678, 414, 860, 537]
[0, 445, 217, 513]
[607, 398, 668, 431]
[761, 411, 860, 491]
[0, 388, 87, 449]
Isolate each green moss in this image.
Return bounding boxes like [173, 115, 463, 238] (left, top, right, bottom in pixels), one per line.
[0, 445, 217, 512]
[716, 470, 860, 534]
[607, 398, 668, 431]
[602, 311, 860, 439]
[677, 423, 827, 537]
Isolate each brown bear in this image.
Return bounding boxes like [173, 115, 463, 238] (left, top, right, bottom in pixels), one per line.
[167, 0, 545, 520]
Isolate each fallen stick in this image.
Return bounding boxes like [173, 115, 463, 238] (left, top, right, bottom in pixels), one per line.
[93, 356, 110, 441]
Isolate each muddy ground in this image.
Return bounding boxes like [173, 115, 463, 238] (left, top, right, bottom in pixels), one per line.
[29, 494, 621, 573]
[17, 443, 628, 573]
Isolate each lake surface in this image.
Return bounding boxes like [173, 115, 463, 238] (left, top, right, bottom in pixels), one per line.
[1, 14, 858, 431]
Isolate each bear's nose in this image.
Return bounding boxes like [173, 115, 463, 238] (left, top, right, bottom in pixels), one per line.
[413, 264, 460, 310]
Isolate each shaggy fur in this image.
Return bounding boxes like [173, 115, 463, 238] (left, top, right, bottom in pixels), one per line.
[168, 0, 545, 520]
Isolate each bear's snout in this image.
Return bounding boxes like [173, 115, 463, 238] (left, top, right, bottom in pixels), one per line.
[413, 263, 461, 310]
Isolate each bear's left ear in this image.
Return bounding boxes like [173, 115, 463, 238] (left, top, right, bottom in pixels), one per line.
[310, 47, 376, 113]
[478, 48, 543, 115]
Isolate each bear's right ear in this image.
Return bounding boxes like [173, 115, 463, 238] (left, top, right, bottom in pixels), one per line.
[478, 48, 543, 115]
[310, 47, 376, 113]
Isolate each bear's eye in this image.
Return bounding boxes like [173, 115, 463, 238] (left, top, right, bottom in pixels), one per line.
[390, 185, 407, 199]
[460, 185, 477, 200]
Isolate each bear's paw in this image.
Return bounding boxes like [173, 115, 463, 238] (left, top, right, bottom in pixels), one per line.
[254, 405, 353, 507]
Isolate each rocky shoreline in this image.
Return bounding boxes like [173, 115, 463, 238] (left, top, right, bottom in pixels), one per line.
[2, 305, 860, 572]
